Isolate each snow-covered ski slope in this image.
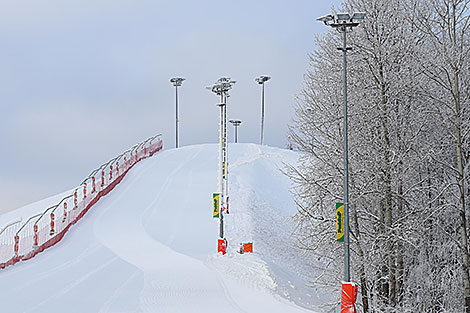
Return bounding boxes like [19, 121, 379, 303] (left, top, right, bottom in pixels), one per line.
[0, 143, 329, 313]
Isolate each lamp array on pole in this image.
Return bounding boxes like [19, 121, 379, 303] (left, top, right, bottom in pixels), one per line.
[229, 120, 242, 143]
[170, 77, 185, 148]
[316, 12, 365, 283]
[255, 75, 271, 145]
[206, 77, 236, 242]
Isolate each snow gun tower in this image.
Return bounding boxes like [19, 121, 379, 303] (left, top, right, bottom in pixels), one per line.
[206, 77, 236, 255]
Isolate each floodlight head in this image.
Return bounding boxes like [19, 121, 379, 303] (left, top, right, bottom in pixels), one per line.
[229, 119, 242, 125]
[316, 14, 333, 24]
[255, 75, 271, 84]
[336, 13, 351, 21]
[352, 12, 366, 20]
[207, 77, 236, 96]
[170, 77, 185, 86]
[317, 11, 364, 29]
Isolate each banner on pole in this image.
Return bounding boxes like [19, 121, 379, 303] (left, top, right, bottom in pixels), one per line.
[213, 193, 220, 218]
[336, 202, 344, 242]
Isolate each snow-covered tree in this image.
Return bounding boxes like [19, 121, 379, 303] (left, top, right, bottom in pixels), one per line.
[287, 0, 470, 312]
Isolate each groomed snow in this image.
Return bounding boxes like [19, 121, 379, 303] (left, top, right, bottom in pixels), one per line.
[0, 143, 329, 313]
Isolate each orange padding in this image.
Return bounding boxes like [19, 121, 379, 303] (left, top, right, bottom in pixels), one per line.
[341, 282, 358, 313]
[243, 242, 253, 253]
[218, 238, 227, 255]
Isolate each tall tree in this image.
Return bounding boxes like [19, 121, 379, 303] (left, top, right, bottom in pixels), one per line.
[410, 0, 470, 310]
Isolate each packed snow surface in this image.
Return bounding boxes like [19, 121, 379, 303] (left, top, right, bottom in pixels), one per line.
[0, 143, 327, 313]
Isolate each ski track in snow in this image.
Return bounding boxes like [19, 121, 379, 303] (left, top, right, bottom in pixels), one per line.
[0, 143, 325, 313]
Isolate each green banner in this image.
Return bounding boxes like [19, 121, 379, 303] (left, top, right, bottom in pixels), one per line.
[336, 202, 344, 242]
[213, 193, 220, 218]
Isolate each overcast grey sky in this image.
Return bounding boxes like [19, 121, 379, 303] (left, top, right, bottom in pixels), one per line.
[0, 0, 343, 212]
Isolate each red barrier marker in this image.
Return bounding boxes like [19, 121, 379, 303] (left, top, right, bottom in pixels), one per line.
[116, 162, 119, 176]
[14, 235, 19, 255]
[33, 225, 38, 246]
[243, 242, 253, 253]
[218, 238, 227, 255]
[110, 165, 113, 180]
[341, 282, 358, 313]
[50, 213, 55, 235]
[101, 170, 105, 187]
[74, 191, 78, 209]
[83, 183, 87, 199]
[92, 177, 96, 193]
[63, 202, 68, 222]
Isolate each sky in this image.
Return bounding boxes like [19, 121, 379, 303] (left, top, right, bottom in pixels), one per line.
[0, 0, 343, 213]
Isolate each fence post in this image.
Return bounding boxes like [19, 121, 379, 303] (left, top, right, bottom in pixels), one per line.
[63, 202, 68, 223]
[14, 235, 19, 256]
[92, 177, 96, 193]
[101, 169, 105, 187]
[116, 161, 119, 176]
[50, 213, 55, 235]
[74, 191, 78, 209]
[33, 225, 38, 247]
[109, 165, 113, 181]
[83, 183, 87, 199]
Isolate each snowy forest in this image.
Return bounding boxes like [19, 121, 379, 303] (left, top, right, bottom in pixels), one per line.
[287, 0, 470, 312]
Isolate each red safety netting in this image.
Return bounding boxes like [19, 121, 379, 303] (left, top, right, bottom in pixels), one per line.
[0, 135, 163, 269]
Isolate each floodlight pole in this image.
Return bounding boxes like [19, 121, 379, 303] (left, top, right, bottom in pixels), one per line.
[235, 124, 238, 143]
[317, 12, 365, 283]
[219, 91, 226, 238]
[234, 122, 239, 143]
[261, 82, 265, 145]
[176, 85, 179, 148]
[229, 120, 242, 143]
[341, 25, 351, 283]
[170, 77, 185, 148]
[256, 76, 271, 145]
[208, 77, 236, 240]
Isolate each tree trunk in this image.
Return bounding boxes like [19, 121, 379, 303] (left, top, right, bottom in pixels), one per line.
[454, 69, 470, 313]
[351, 201, 369, 312]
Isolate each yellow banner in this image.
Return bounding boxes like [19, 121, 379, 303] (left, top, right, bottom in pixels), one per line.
[336, 203, 344, 242]
[213, 193, 220, 218]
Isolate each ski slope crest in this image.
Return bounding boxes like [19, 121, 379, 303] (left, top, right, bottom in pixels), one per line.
[0, 143, 332, 313]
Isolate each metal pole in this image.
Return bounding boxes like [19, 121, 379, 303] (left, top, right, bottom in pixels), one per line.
[260, 82, 265, 145]
[342, 27, 350, 282]
[223, 94, 229, 220]
[175, 85, 179, 148]
[219, 93, 225, 239]
[235, 125, 238, 143]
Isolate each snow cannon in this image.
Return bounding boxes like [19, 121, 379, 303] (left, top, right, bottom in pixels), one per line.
[341, 281, 358, 313]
